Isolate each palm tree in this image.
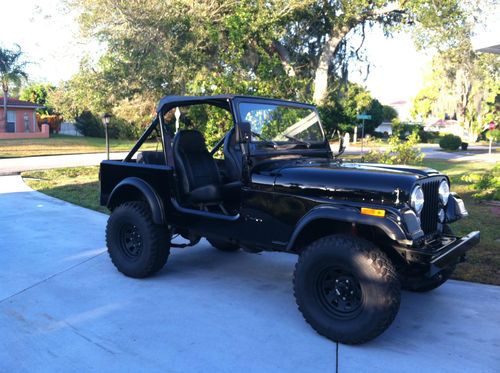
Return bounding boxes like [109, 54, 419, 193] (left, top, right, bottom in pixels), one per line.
[0, 45, 28, 131]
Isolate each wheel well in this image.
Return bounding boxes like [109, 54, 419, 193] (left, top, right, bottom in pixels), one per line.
[291, 218, 401, 261]
[108, 185, 147, 211]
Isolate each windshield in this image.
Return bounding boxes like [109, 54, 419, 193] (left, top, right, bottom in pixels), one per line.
[238, 102, 325, 145]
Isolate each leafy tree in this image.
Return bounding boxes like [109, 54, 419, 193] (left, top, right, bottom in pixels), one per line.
[382, 105, 398, 122]
[69, 0, 485, 105]
[56, 0, 488, 139]
[20, 83, 56, 114]
[411, 37, 500, 141]
[0, 45, 28, 130]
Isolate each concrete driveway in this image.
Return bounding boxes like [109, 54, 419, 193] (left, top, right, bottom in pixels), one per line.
[1, 175, 499, 372]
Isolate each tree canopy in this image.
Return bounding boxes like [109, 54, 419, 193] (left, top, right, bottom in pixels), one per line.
[20, 83, 56, 114]
[412, 39, 500, 140]
[49, 0, 492, 138]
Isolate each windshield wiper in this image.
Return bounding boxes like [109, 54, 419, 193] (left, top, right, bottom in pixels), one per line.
[252, 131, 278, 148]
[284, 134, 311, 148]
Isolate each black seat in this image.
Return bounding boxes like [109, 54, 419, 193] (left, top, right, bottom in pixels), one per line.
[223, 128, 243, 180]
[137, 151, 166, 165]
[173, 130, 223, 203]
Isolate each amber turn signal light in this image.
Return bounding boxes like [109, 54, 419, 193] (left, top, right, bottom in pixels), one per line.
[360, 207, 386, 217]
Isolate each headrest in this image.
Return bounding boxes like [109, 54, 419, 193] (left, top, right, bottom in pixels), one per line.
[173, 130, 207, 153]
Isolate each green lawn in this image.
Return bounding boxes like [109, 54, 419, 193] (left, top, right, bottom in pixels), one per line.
[419, 159, 499, 285]
[0, 134, 157, 158]
[23, 167, 107, 214]
[21, 159, 500, 285]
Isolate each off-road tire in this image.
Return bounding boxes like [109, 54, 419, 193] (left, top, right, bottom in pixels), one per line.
[207, 238, 240, 252]
[106, 201, 170, 278]
[399, 224, 455, 292]
[293, 234, 401, 345]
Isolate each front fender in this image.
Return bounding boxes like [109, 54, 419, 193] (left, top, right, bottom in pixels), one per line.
[107, 177, 165, 225]
[286, 205, 408, 251]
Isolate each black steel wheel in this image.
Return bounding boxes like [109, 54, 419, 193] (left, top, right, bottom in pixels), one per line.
[316, 267, 364, 320]
[294, 234, 401, 345]
[106, 201, 170, 278]
[119, 223, 143, 260]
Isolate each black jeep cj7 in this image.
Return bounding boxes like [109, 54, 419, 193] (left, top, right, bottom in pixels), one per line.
[100, 95, 479, 344]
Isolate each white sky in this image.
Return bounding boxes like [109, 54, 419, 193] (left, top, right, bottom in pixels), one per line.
[1, 0, 498, 105]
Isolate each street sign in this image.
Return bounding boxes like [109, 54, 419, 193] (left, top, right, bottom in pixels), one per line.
[489, 121, 496, 130]
[357, 114, 372, 120]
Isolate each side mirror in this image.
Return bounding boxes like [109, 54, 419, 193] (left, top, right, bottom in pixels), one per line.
[236, 121, 252, 143]
[331, 130, 346, 157]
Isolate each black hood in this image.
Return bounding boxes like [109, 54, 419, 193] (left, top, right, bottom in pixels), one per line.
[252, 158, 442, 205]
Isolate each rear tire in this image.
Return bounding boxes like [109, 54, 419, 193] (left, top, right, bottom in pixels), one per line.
[208, 238, 240, 252]
[293, 234, 401, 344]
[106, 201, 170, 278]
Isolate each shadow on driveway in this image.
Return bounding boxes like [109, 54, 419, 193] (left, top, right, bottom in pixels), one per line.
[0, 175, 499, 372]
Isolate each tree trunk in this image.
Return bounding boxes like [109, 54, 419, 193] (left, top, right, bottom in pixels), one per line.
[312, 26, 350, 106]
[1, 88, 7, 132]
[272, 40, 296, 77]
[311, 5, 403, 106]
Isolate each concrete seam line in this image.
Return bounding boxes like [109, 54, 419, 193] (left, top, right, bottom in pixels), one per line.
[0, 251, 106, 304]
[336, 342, 339, 373]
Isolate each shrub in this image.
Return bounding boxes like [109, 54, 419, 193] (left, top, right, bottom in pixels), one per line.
[418, 129, 439, 143]
[107, 118, 138, 139]
[74, 111, 104, 137]
[74, 111, 140, 139]
[439, 134, 462, 150]
[364, 129, 424, 165]
[36, 113, 63, 134]
[462, 164, 500, 201]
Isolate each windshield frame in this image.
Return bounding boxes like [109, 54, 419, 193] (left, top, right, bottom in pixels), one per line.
[233, 97, 329, 157]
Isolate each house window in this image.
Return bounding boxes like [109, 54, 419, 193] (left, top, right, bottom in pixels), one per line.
[24, 112, 29, 132]
[7, 111, 16, 133]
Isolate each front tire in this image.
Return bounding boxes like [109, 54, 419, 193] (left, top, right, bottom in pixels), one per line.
[293, 235, 401, 344]
[106, 201, 170, 278]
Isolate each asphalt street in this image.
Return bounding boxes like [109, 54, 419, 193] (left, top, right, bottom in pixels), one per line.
[1, 175, 499, 372]
[0, 144, 498, 175]
[0, 152, 129, 175]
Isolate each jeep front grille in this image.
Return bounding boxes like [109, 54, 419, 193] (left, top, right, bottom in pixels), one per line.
[420, 178, 441, 234]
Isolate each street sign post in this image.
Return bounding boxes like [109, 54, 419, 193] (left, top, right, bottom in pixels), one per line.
[356, 113, 372, 156]
[489, 121, 496, 155]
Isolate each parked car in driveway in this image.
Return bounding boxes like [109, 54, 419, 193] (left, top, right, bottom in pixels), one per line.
[100, 95, 479, 344]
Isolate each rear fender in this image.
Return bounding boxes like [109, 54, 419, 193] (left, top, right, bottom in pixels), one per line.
[107, 177, 165, 225]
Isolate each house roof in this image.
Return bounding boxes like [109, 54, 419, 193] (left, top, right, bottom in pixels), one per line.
[477, 44, 500, 54]
[0, 97, 42, 109]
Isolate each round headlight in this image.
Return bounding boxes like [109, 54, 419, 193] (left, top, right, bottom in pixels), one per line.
[411, 185, 425, 215]
[439, 180, 450, 205]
